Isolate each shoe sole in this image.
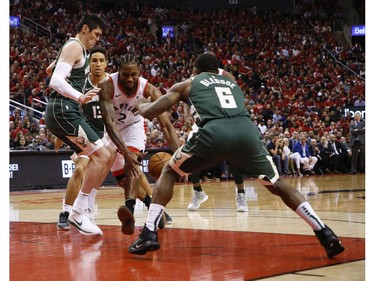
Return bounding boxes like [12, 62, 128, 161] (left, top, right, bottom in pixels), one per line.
[326, 241, 345, 258]
[187, 195, 209, 211]
[57, 224, 70, 231]
[117, 206, 135, 235]
[67, 219, 103, 236]
[128, 241, 160, 255]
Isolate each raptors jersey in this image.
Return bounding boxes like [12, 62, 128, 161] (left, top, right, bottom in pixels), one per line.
[102, 74, 147, 153]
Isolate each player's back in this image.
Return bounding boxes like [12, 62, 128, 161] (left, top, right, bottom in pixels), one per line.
[189, 72, 249, 127]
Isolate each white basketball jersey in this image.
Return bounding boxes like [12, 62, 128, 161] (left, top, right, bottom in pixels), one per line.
[102, 74, 147, 151]
[109, 73, 147, 130]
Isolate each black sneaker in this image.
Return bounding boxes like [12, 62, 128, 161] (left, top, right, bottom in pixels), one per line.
[314, 225, 345, 258]
[57, 211, 70, 230]
[128, 225, 160, 255]
[117, 205, 135, 235]
[165, 211, 172, 225]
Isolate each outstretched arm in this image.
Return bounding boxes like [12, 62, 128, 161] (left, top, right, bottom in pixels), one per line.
[136, 79, 191, 121]
[145, 84, 180, 152]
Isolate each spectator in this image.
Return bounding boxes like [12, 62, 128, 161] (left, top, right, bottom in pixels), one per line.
[266, 133, 286, 176]
[283, 137, 303, 176]
[354, 96, 365, 107]
[349, 113, 365, 173]
[339, 136, 352, 173]
[292, 134, 317, 175]
[316, 136, 333, 174]
[15, 135, 28, 150]
[28, 135, 48, 151]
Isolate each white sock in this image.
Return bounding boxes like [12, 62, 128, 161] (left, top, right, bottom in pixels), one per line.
[73, 191, 90, 210]
[295, 202, 325, 231]
[88, 188, 97, 211]
[63, 204, 72, 213]
[145, 203, 165, 231]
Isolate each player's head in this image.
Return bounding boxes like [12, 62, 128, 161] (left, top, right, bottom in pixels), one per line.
[194, 53, 219, 74]
[76, 14, 105, 49]
[118, 54, 140, 90]
[76, 14, 105, 33]
[89, 46, 107, 78]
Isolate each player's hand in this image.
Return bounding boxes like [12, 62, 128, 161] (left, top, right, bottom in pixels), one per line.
[78, 88, 100, 104]
[184, 115, 194, 131]
[124, 151, 144, 178]
[54, 137, 64, 152]
[135, 97, 151, 114]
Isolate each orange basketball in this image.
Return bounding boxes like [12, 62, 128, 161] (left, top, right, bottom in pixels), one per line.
[148, 152, 172, 179]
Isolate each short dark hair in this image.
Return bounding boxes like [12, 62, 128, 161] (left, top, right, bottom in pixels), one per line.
[118, 53, 140, 68]
[194, 53, 219, 73]
[89, 46, 107, 61]
[76, 14, 105, 33]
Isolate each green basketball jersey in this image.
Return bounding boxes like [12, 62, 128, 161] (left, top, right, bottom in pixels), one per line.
[189, 72, 249, 126]
[49, 38, 90, 101]
[81, 75, 104, 138]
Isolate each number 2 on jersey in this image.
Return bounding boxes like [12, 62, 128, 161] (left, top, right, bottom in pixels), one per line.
[215, 87, 237, 108]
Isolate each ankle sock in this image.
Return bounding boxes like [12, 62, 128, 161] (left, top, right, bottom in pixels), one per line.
[125, 198, 136, 214]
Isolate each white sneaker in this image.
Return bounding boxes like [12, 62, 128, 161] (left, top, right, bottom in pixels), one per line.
[187, 191, 208, 211]
[236, 193, 248, 212]
[87, 207, 96, 225]
[68, 207, 103, 236]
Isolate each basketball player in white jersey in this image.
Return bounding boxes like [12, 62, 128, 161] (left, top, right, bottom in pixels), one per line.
[98, 54, 180, 235]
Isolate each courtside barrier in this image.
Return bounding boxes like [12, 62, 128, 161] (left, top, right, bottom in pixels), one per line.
[9, 148, 172, 191]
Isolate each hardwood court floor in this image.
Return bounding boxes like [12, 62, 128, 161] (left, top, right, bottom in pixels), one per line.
[10, 174, 365, 281]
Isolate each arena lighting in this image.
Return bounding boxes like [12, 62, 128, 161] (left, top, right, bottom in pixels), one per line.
[352, 25, 365, 36]
[161, 26, 175, 38]
[10, 16, 20, 27]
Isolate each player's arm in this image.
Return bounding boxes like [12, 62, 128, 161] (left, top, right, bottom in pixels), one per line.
[98, 78, 141, 176]
[145, 84, 180, 152]
[136, 79, 192, 121]
[222, 70, 236, 81]
[46, 60, 56, 77]
[49, 41, 98, 104]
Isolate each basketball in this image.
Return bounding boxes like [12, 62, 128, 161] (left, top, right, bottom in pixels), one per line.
[148, 152, 172, 180]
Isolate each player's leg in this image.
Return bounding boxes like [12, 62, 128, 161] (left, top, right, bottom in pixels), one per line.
[138, 171, 171, 226]
[187, 172, 208, 211]
[57, 155, 89, 230]
[129, 132, 219, 255]
[231, 164, 248, 212]
[46, 105, 107, 236]
[243, 142, 345, 258]
[86, 145, 117, 223]
[67, 144, 111, 236]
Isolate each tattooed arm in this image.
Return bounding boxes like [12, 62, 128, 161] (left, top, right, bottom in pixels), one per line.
[145, 83, 180, 152]
[136, 79, 192, 122]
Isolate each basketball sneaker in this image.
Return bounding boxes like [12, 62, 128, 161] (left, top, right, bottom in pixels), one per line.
[128, 225, 160, 255]
[158, 212, 166, 229]
[314, 225, 345, 258]
[87, 207, 96, 225]
[68, 207, 103, 236]
[187, 191, 208, 210]
[165, 211, 173, 224]
[236, 193, 248, 212]
[117, 205, 135, 235]
[57, 211, 70, 230]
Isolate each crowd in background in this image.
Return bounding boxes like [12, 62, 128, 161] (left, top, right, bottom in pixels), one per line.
[9, 0, 365, 177]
